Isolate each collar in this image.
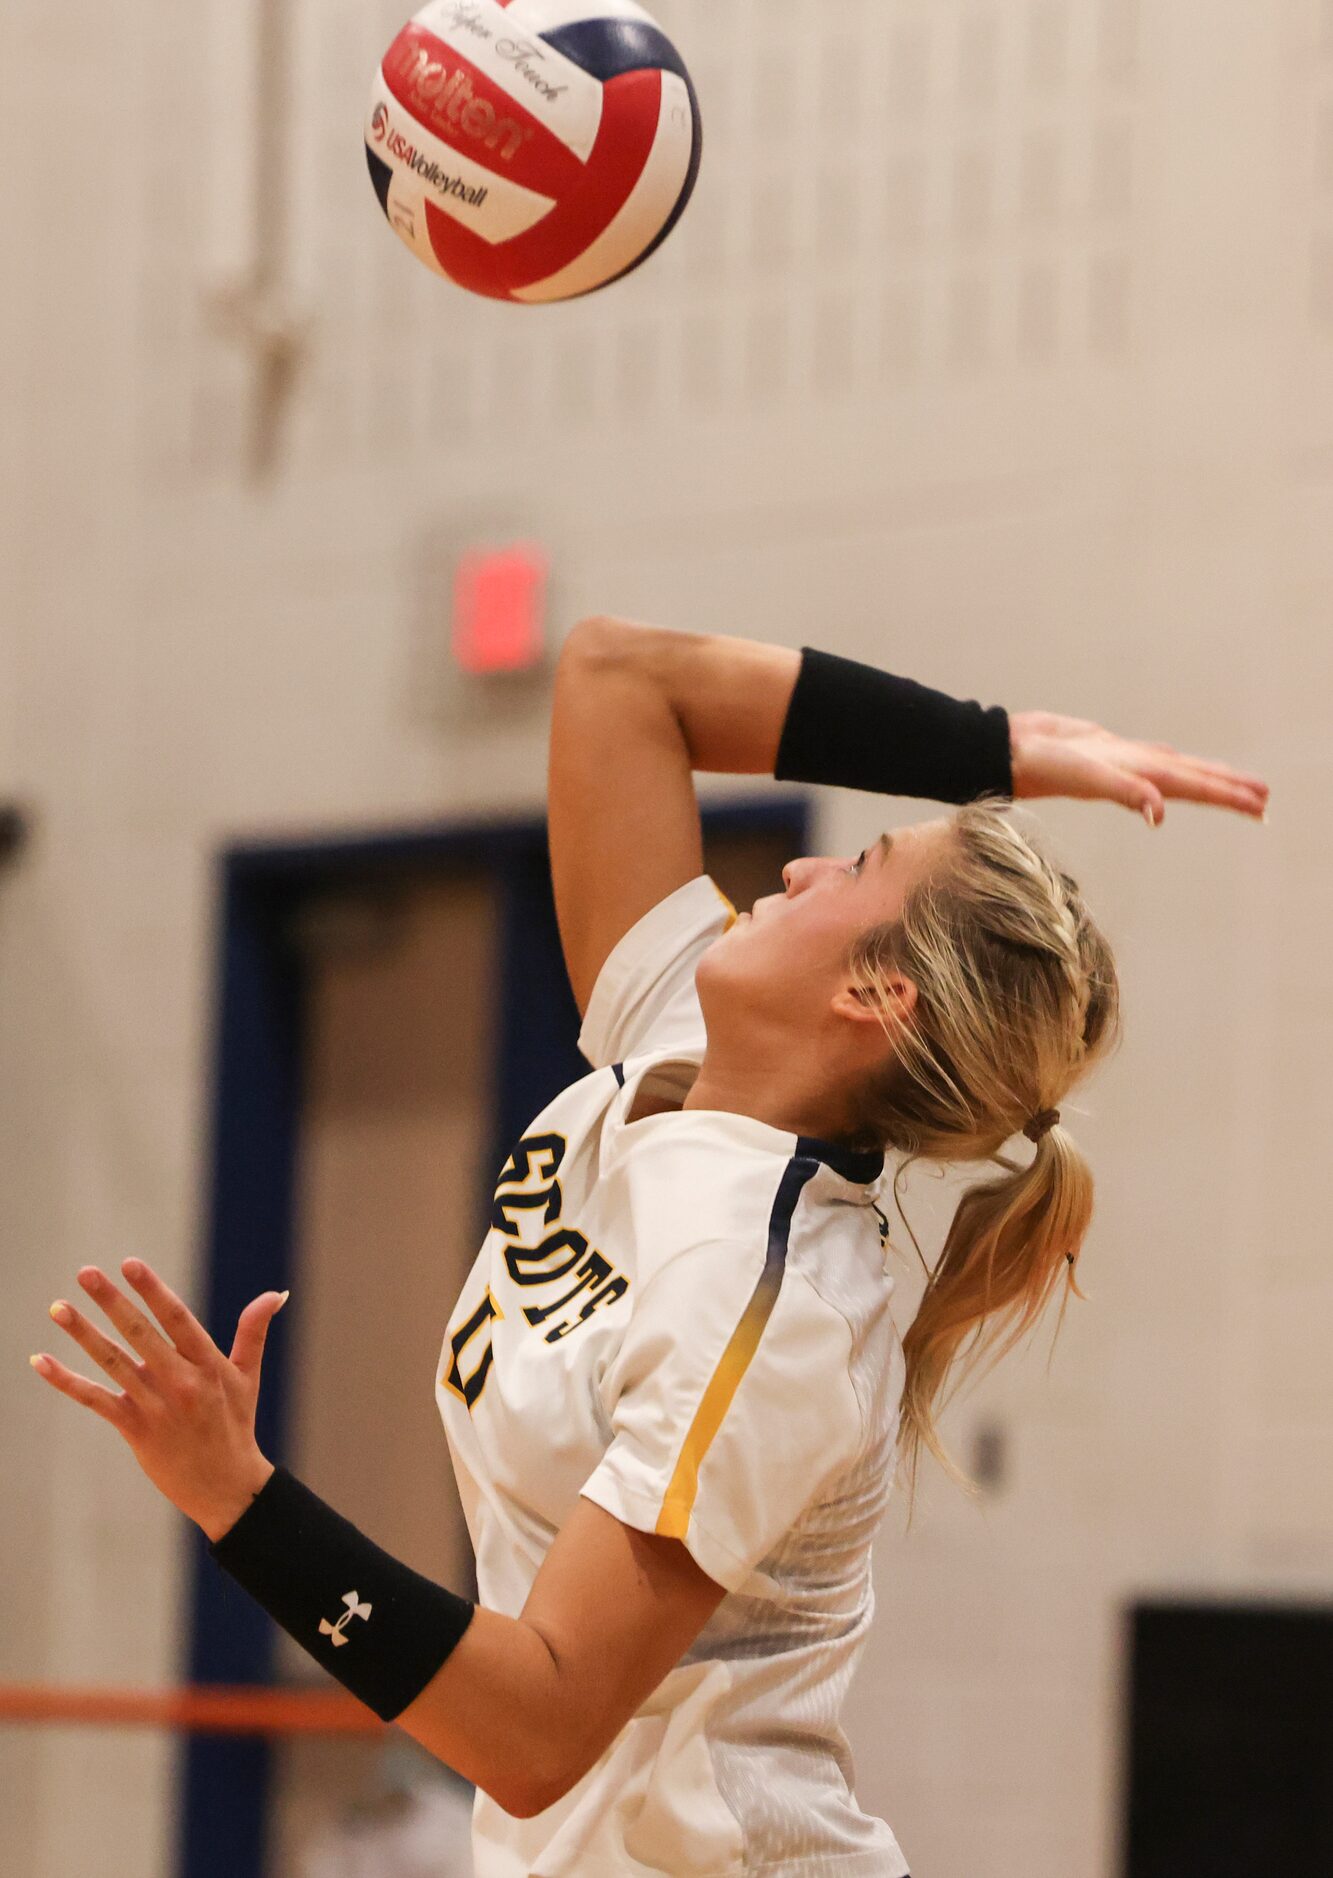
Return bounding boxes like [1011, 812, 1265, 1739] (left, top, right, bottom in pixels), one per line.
[613, 1059, 886, 1188]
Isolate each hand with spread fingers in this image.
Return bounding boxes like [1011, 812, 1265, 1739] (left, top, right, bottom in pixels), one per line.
[31, 1259, 286, 1543]
[1009, 709, 1270, 826]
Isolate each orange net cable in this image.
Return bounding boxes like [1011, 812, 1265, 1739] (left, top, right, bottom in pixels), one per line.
[0, 1683, 386, 1736]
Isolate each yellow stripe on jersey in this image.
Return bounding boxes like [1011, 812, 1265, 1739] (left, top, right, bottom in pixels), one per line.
[712, 881, 739, 931]
[654, 1246, 786, 1541]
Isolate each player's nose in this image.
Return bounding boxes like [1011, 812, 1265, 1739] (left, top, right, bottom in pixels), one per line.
[782, 856, 838, 893]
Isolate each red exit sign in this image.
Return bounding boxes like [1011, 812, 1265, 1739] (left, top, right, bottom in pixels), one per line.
[451, 544, 548, 675]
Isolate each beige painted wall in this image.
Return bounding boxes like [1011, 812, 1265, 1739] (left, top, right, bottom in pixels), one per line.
[3, 2, 1331, 1874]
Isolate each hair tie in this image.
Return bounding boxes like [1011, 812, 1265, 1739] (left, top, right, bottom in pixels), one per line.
[1023, 1108, 1060, 1144]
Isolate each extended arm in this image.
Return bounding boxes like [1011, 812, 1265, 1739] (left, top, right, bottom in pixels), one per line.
[30, 1260, 726, 1819]
[399, 1495, 724, 1814]
[549, 614, 1269, 1014]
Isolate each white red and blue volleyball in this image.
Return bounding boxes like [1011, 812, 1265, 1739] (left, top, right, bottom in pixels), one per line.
[364, 0, 701, 303]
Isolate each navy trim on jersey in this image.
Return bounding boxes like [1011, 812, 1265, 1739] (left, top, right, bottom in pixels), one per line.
[540, 19, 691, 84]
[797, 1136, 884, 1184]
[655, 1146, 815, 1534]
[611, 1061, 626, 1087]
[772, 1153, 822, 1261]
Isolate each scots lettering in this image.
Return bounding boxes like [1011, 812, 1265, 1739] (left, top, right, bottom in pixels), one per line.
[492, 1132, 630, 1344]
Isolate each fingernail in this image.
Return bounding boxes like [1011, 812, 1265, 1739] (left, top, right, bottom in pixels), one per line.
[49, 1302, 72, 1326]
[1142, 803, 1156, 829]
[1261, 810, 1269, 824]
[29, 1354, 49, 1371]
[276, 1290, 290, 1310]
[123, 1258, 145, 1279]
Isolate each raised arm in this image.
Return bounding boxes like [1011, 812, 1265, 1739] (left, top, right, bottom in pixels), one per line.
[549, 616, 1271, 1015]
[548, 616, 800, 1015]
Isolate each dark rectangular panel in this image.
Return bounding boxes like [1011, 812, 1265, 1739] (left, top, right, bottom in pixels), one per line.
[1125, 1603, 1333, 1877]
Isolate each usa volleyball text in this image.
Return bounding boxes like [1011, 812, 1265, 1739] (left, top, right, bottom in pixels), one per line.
[382, 128, 489, 209]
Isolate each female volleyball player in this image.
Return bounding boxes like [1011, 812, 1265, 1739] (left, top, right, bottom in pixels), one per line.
[33, 620, 1268, 1875]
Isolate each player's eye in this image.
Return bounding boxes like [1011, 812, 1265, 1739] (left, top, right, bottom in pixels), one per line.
[846, 850, 867, 877]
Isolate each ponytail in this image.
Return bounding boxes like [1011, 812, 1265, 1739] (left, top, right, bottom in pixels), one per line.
[897, 1125, 1093, 1494]
[841, 800, 1120, 1495]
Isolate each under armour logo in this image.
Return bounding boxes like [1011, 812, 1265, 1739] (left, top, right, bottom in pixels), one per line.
[319, 1590, 373, 1648]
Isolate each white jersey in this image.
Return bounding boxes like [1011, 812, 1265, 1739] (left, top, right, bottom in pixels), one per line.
[437, 876, 911, 1877]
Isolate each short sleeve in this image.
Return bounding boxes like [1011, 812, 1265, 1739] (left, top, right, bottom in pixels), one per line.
[579, 1239, 864, 1593]
[577, 875, 738, 1070]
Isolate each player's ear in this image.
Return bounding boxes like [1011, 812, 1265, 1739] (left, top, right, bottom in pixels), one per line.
[830, 975, 917, 1029]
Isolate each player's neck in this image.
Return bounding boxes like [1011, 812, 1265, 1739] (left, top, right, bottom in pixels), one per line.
[682, 1055, 855, 1146]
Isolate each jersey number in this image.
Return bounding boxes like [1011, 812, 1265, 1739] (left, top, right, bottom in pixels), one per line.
[442, 1290, 503, 1409]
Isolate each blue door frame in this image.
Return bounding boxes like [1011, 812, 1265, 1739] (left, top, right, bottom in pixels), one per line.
[177, 797, 810, 1878]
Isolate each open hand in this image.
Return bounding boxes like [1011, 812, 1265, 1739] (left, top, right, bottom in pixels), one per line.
[30, 1260, 285, 1542]
[1009, 710, 1270, 826]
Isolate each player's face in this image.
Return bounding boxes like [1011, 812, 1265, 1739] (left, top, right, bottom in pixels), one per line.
[700, 817, 956, 1026]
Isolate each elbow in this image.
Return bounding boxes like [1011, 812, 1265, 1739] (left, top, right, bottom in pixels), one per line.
[488, 1772, 566, 1823]
[568, 613, 617, 644]
[489, 1739, 597, 1820]
[562, 614, 638, 670]
[498, 1780, 559, 1822]
[562, 615, 603, 653]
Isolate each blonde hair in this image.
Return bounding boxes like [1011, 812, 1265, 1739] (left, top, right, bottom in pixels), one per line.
[842, 798, 1121, 1494]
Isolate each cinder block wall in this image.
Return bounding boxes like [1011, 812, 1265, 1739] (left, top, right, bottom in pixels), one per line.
[2, 3, 1330, 1874]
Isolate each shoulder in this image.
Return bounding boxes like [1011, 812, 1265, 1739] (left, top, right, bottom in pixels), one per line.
[616, 1240, 863, 1415]
[577, 875, 737, 1070]
[601, 1107, 784, 1293]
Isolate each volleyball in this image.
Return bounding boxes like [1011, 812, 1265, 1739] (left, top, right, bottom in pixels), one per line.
[364, 0, 701, 303]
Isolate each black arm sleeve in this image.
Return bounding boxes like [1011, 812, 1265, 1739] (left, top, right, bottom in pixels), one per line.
[211, 1467, 475, 1721]
[773, 646, 1013, 805]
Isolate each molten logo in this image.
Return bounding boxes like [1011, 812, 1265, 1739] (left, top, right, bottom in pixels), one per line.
[388, 39, 534, 162]
[370, 101, 389, 143]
